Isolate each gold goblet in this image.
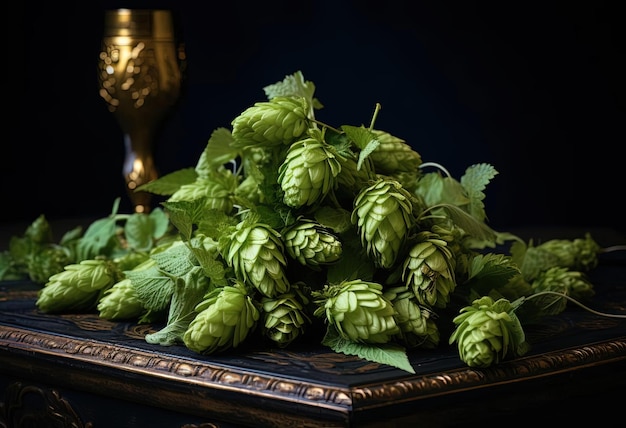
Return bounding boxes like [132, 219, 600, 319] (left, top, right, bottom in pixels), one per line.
[97, 9, 183, 213]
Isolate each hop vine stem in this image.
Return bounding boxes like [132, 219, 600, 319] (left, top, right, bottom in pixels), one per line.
[524, 291, 626, 319]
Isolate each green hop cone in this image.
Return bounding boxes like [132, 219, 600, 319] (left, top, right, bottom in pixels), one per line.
[277, 134, 342, 208]
[384, 286, 439, 349]
[97, 278, 145, 320]
[35, 280, 97, 313]
[530, 266, 595, 316]
[402, 230, 456, 309]
[36, 258, 118, 313]
[221, 221, 290, 298]
[282, 218, 342, 269]
[183, 280, 260, 354]
[351, 178, 415, 269]
[261, 284, 311, 347]
[27, 244, 73, 284]
[449, 296, 528, 368]
[369, 130, 422, 175]
[312, 279, 400, 344]
[231, 96, 309, 148]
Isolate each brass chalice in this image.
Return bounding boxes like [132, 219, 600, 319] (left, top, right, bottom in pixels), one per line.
[97, 9, 184, 213]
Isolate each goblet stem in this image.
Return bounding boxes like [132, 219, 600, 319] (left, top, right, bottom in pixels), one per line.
[122, 128, 158, 213]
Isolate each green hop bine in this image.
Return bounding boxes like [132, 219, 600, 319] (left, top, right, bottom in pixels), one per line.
[312, 279, 400, 344]
[282, 218, 342, 269]
[183, 280, 260, 354]
[402, 230, 456, 309]
[277, 134, 343, 208]
[261, 284, 311, 347]
[383, 286, 440, 349]
[449, 295, 528, 368]
[231, 96, 309, 148]
[221, 221, 290, 298]
[36, 258, 118, 313]
[351, 178, 416, 269]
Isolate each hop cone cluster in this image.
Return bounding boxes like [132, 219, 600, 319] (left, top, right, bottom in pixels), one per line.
[261, 284, 311, 347]
[183, 280, 260, 354]
[402, 230, 456, 308]
[221, 221, 290, 298]
[231, 96, 308, 148]
[384, 286, 439, 349]
[312, 279, 400, 344]
[282, 218, 342, 269]
[351, 178, 415, 269]
[449, 296, 528, 368]
[278, 135, 343, 208]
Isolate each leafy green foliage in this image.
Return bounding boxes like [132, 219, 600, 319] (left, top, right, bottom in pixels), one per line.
[10, 71, 610, 373]
[322, 325, 415, 373]
[136, 168, 198, 196]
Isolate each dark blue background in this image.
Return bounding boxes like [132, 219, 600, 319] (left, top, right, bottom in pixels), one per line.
[7, 1, 625, 235]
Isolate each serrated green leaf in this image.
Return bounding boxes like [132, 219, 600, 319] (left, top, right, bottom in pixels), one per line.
[460, 163, 498, 222]
[162, 199, 208, 240]
[313, 206, 352, 233]
[151, 241, 196, 277]
[146, 267, 212, 346]
[464, 253, 521, 295]
[263, 70, 317, 105]
[76, 216, 117, 260]
[195, 128, 238, 175]
[126, 264, 175, 312]
[322, 326, 415, 373]
[438, 204, 499, 245]
[136, 168, 198, 196]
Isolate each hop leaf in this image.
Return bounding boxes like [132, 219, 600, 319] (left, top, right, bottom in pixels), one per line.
[449, 296, 528, 368]
[277, 134, 343, 208]
[168, 167, 239, 214]
[231, 96, 309, 148]
[351, 178, 415, 269]
[312, 279, 400, 344]
[183, 280, 260, 354]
